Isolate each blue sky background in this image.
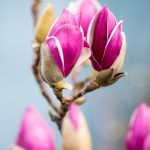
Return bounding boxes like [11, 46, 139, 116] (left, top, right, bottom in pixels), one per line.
[1, 0, 150, 150]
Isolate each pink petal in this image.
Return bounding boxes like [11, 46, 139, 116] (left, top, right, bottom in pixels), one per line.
[106, 6, 117, 38]
[144, 135, 150, 150]
[47, 24, 83, 77]
[48, 9, 78, 36]
[132, 104, 150, 146]
[90, 53, 102, 71]
[125, 131, 137, 150]
[126, 103, 150, 150]
[77, 0, 97, 35]
[101, 21, 122, 70]
[46, 36, 64, 76]
[87, 10, 99, 50]
[69, 103, 80, 130]
[91, 6, 117, 65]
[16, 106, 55, 150]
[73, 46, 91, 69]
[111, 32, 126, 71]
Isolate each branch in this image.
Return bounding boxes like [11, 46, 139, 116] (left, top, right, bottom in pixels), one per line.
[32, 42, 59, 112]
[31, 0, 42, 27]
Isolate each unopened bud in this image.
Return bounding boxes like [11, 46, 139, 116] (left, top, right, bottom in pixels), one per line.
[96, 68, 126, 87]
[40, 43, 63, 85]
[34, 4, 55, 44]
[62, 103, 92, 150]
[84, 69, 126, 93]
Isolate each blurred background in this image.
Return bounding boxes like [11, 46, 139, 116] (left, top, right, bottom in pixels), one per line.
[1, 0, 150, 149]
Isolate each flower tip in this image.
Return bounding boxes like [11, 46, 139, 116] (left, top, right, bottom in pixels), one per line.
[119, 20, 123, 29]
[62, 8, 71, 14]
[103, 5, 109, 12]
[24, 106, 37, 117]
[138, 102, 149, 110]
[26, 105, 35, 111]
[103, 4, 108, 9]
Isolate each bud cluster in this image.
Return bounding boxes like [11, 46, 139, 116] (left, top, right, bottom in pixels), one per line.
[37, 1, 126, 97]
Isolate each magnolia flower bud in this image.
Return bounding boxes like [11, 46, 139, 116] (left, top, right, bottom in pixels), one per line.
[15, 106, 55, 150]
[40, 43, 63, 85]
[125, 103, 150, 150]
[87, 6, 126, 87]
[46, 9, 91, 78]
[34, 4, 55, 44]
[62, 103, 92, 150]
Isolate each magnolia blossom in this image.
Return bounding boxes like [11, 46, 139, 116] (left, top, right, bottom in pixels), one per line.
[16, 106, 55, 150]
[62, 103, 92, 150]
[44, 9, 91, 79]
[68, 0, 101, 35]
[126, 103, 150, 150]
[87, 6, 126, 72]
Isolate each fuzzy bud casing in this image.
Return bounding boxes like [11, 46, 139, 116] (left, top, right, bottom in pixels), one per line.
[40, 43, 63, 86]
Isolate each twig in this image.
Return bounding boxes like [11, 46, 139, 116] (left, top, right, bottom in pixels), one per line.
[31, 0, 42, 27]
[32, 43, 59, 112]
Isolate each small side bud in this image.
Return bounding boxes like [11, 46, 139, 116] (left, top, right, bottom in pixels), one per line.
[75, 97, 86, 105]
[40, 43, 63, 86]
[84, 69, 126, 93]
[96, 68, 126, 87]
[34, 4, 55, 44]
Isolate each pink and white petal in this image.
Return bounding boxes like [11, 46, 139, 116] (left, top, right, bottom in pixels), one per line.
[101, 21, 123, 70]
[46, 36, 64, 76]
[53, 24, 83, 77]
[87, 11, 99, 46]
[48, 9, 79, 36]
[90, 54, 102, 71]
[129, 103, 150, 149]
[73, 46, 91, 69]
[16, 106, 55, 150]
[46, 18, 58, 39]
[111, 32, 126, 71]
[79, 26, 84, 38]
[105, 6, 117, 38]
[90, 7, 110, 64]
[80, 26, 90, 47]
[77, 0, 97, 35]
